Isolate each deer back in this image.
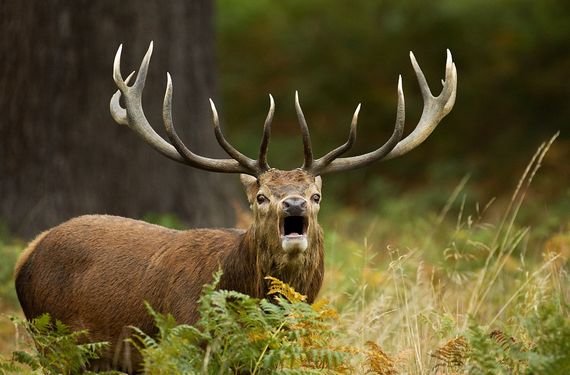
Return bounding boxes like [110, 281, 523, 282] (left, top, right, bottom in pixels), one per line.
[16, 215, 243, 334]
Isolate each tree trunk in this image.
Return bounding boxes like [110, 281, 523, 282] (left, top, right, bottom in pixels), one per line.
[0, 0, 238, 238]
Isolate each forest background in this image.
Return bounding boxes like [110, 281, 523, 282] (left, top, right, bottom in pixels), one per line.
[0, 0, 568, 373]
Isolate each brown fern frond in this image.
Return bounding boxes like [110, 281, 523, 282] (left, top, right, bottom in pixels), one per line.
[337, 345, 361, 355]
[311, 299, 339, 319]
[431, 336, 469, 371]
[365, 341, 397, 375]
[247, 330, 269, 343]
[489, 329, 516, 351]
[264, 276, 307, 303]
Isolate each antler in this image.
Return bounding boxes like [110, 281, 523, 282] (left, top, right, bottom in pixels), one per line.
[298, 50, 457, 175]
[110, 42, 273, 176]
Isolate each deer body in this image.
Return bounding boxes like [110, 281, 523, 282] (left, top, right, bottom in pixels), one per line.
[15, 169, 325, 371]
[14, 42, 456, 372]
[16, 211, 323, 342]
[16, 216, 245, 337]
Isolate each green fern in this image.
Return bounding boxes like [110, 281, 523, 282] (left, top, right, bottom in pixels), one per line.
[434, 300, 570, 374]
[3, 314, 111, 375]
[0, 354, 25, 374]
[465, 323, 514, 374]
[135, 271, 350, 374]
[521, 300, 570, 374]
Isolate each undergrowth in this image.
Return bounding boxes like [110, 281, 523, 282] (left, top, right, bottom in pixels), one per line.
[0, 134, 568, 374]
[0, 314, 111, 374]
[0, 225, 23, 309]
[322, 133, 569, 373]
[133, 274, 350, 374]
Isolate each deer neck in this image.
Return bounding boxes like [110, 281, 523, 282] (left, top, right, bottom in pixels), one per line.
[220, 225, 324, 300]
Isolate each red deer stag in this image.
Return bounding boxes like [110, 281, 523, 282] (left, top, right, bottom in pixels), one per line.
[15, 42, 457, 372]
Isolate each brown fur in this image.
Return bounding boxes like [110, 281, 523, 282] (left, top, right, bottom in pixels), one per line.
[14, 230, 50, 276]
[14, 169, 324, 372]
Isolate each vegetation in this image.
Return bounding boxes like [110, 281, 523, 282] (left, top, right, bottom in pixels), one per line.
[1, 315, 110, 375]
[0, 135, 567, 373]
[0, 226, 22, 309]
[133, 275, 348, 374]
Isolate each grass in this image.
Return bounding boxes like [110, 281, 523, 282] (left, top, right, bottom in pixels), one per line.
[0, 226, 25, 358]
[318, 134, 569, 373]
[0, 134, 568, 373]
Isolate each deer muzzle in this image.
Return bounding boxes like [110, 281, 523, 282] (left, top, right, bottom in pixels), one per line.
[280, 197, 309, 253]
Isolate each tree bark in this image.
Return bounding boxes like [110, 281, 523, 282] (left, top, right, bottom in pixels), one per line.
[0, 0, 238, 238]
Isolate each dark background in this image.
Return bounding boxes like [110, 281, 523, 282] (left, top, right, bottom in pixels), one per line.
[1, 0, 238, 237]
[1, 0, 568, 238]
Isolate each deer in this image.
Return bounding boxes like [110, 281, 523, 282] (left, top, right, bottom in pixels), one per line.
[14, 42, 457, 372]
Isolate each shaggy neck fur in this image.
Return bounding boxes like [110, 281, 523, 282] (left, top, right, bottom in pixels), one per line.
[221, 224, 324, 303]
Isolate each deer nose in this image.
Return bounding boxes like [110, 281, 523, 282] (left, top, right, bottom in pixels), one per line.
[282, 197, 307, 216]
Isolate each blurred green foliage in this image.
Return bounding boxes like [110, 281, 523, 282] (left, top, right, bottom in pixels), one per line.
[216, 0, 569, 204]
[0, 224, 23, 308]
[142, 212, 186, 230]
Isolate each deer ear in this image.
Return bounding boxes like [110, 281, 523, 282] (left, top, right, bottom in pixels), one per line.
[314, 176, 322, 190]
[240, 174, 259, 203]
[240, 174, 258, 188]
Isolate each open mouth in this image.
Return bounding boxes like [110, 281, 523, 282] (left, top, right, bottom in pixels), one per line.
[280, 215, 309, 253]
[281, 216, 308, 237]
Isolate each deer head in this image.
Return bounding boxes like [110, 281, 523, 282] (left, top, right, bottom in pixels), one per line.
[240, 169, 323, 276]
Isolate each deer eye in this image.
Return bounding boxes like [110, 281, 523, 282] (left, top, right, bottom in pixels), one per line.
[256, 194, 268, 204]
[311, 194, 321, 203]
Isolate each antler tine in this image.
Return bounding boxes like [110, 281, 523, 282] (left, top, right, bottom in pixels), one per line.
[308, 103, 360, 173]
[382, 49, 457, 160]
[112, 44, 127, 91]
[110, 42, 187, 163]
[307, 50, 457, 175]
[110, 43, 261, 175]
[209, 99, 259, 171]
[442, 49, 458, 113]
[295, 91, 314, 169]
[258, 94, 275, 171]
[309, 76, 405, 175]
[162, 73, 252, 173]
[133, 41, 153, 90]
[110, 71, 135, 126]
